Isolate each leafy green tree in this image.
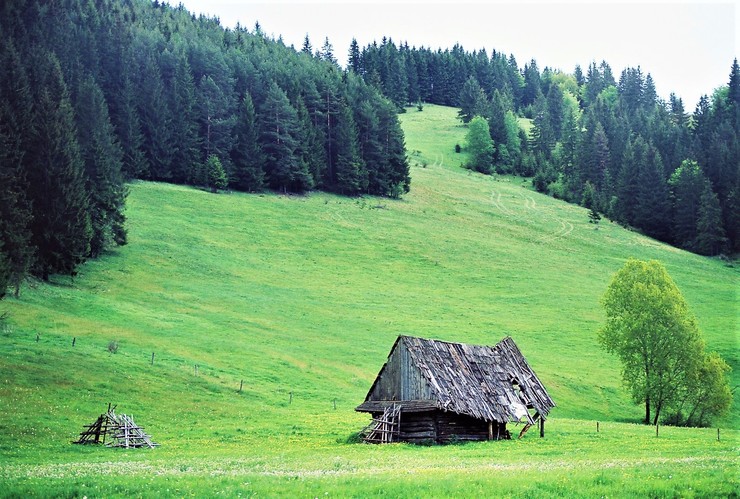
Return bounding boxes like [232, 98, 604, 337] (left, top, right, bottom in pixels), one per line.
[599, 259, 706, 425]
[675, 352, 732, 427]
[205, 155, 228, 192]
[464, 116, 495, 174]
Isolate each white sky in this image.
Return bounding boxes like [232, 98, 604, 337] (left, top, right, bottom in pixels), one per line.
[169, 1, 737, 108]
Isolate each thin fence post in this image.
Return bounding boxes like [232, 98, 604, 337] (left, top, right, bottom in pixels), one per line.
[72, 337, 76, 347]
[36, 333, 39, 342]
[151, 352, 155, 365]
[597, 421, 600, 433]
[333, 398, 337, 410]
[239, 380, 243, 393]
[289, 391, 293, 404]
[717, 428, 720, 442]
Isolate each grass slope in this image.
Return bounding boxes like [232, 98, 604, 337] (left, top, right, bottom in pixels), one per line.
[0, 103, 736, 497]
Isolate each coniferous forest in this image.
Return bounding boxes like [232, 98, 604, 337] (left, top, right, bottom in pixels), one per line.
[353, 39, 739, 258]
[0, 0, 410, 295]
[0, 0, 738, 295]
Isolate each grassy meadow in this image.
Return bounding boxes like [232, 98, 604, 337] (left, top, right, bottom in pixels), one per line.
[0, 104, 737, 497]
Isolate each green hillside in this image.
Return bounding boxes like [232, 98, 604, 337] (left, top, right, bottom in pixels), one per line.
[0, 104, 736, 497]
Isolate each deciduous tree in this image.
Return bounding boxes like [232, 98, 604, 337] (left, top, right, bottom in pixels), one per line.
[599, 259, 711, 425]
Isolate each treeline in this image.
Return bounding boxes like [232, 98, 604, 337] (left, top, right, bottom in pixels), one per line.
[352, 38, 739, 255]
[0, 0, 410, 296]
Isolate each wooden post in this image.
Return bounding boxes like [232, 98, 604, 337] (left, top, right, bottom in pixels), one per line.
[540, 418, 544, 438]
[597, 421, 600, 433]
[72, 337, 76, 347]
[151, 352, 155, 365]
[36, 333, 39, 342]
[488, 421, 493, 440]
[289, 391, 293, 404]
[239, 380, 243, 393]
[717, 428, 720, 441]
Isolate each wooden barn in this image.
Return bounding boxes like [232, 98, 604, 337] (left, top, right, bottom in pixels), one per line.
[356, 335, 555, 444]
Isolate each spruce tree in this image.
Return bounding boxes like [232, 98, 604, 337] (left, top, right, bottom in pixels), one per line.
[635, 144, 671, 242]
[669, 160, 706, 248]
[694, 182, 727, 255]
[231, 93, 265, 191]
[259, 82, 313, 192]
[26, 50, 91, 279]
[167, 53, 200, 184]
[0, 38, 34, 296]
[73, 74, 127, 257]
[334, 102, 367, 195]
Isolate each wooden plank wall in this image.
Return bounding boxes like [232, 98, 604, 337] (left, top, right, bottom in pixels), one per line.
[393, 411, 508, 444]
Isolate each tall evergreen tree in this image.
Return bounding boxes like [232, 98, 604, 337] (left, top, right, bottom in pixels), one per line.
[334, 102, 367, 195]
[259, 82, 313, 192]
[348, 38, 361, 74]
[635, 143, 671, 241]
[694, 182, 727, 255]
[0, 38, 34, 296]
[458, 76, 487, 123]
[166, 53, 200, 184]
[26, 50, 91, 279]
[231, 92, 264, 191]
[669, 159, 707, 249]
[73, 74, 127, 257]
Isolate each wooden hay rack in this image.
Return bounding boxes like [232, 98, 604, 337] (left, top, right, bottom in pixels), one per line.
[73, 404, 158, 448]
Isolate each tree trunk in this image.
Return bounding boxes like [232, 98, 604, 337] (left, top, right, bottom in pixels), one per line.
[645, 394, 651, 425]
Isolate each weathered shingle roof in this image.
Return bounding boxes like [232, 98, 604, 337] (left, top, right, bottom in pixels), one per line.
[357, 335, 555, 424]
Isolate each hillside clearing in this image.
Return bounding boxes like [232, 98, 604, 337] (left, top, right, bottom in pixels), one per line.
[0, 104, 736, 497]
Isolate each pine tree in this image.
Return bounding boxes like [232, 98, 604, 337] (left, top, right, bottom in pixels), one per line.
[458, 76, 487, 124]
[614, 137, 639, 225]
[348, 38, 361, 73]
[669, 160, 706, 249]
[694, 182, 727, 255]
[635, 144, 671, 241]
[334, 102, 367, 195]
[231, 93, 264, 191]
[137, 54, 173, 180]
[167, 53, 200, 184]
[73, 74, 127, 257]
[259, 82, 313, 192]
[301, 34, 313, 56]
[0, 38, 34, 296]
[319, 37, 337, 66]
[26, 50, 91, 279]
